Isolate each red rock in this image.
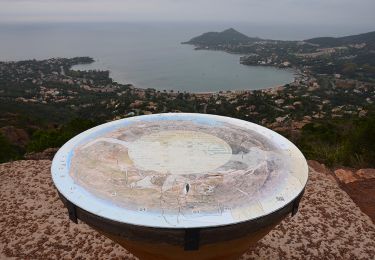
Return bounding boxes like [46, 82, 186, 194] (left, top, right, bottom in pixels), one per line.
[334, 169, 358, 184]
[355, 169, 375, 180]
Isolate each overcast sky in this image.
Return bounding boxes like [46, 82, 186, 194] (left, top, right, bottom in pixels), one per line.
[1, 0, 374, 28]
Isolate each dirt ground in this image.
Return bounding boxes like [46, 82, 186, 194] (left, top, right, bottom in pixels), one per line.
[1, 160, 374, 259]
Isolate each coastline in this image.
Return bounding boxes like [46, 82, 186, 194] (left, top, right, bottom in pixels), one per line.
[72, 59, 297, 95]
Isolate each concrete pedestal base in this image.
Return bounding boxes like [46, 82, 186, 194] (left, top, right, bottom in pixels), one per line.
[97, 223, 277, 260]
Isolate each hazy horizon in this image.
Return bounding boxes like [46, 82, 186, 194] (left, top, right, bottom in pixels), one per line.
[1, 0, 374, 30]
[0, 20, 374, 42]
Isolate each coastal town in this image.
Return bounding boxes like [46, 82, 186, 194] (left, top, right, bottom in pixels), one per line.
[0, 29, 375, 167]
[1, 57, 373, 129]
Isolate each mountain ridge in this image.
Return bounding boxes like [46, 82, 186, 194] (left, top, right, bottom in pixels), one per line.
[184, 28, 375, 47]
[305, 30, 375, 47]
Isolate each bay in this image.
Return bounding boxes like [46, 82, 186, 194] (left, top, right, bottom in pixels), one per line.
[0, 22, 295, 92]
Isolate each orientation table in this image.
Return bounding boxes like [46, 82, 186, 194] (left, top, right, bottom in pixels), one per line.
[52, 113, 308, 260]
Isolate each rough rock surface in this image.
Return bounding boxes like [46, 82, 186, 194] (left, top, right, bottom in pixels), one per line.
[332, 166, 375, 223]
[1, 160, 375, 259]
[334, 168, 358, 184]
[355, 168, 375, 180]
[0, 160, 134, 260]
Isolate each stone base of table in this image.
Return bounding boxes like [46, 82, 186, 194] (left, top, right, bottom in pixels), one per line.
[58, 190, 303, 260]
[96, 223, 277, 260]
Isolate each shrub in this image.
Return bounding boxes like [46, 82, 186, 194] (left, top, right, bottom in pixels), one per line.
[0, 133, 22, 163]
[296, 113, 375, 168]
[27, 118, 97, 153]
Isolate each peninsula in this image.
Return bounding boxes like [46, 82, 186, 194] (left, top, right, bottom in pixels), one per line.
[183, 28, 375, 82]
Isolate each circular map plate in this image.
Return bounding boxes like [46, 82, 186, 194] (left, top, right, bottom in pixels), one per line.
[52, 113, 308, 228]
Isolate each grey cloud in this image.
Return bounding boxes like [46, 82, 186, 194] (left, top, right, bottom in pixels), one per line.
[0, 0, 374, 28]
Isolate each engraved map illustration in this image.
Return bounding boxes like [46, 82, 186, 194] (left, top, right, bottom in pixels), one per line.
[53, 114, 308, 228]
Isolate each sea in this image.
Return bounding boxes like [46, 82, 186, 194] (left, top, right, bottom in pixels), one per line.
[0, 22, 369, 92]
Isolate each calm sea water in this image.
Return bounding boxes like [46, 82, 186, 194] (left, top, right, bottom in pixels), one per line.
[0, 22, 297, 92]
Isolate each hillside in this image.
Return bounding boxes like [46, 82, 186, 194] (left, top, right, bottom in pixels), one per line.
[182, 28, 260, 46]
[1, 160, 374, 259]
[305, 30, 375, 47]
[186, 28, 375, 48]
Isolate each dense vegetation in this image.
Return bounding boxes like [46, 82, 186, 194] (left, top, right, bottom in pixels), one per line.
[292, 109, 375, 168]
[305, 31, 375, 47]
[0, 133, 21, 163]
[26, 119, 98, 153]
[0, 118, 98, 163]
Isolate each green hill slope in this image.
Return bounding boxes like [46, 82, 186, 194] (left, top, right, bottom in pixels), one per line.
[305, 31, 375, 47]
[183, 28, 260, 46]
